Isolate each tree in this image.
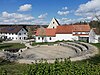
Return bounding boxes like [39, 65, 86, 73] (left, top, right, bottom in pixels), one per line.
[27, 27, 33, 39]
[39, 27, 46, 42]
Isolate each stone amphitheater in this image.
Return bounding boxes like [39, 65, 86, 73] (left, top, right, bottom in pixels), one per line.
[17, 42, 98, 64]
[0, 42, 99, 64]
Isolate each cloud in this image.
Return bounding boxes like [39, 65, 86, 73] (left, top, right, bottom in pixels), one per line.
[75, 0, 100, 20]
[18, 4, 32, 11]
[38, 13, 48, 19]
[57, 18, 75, 24]
[57, 11, 69, 16]
[32, 19, 49, 25]
[62, 7, 68, 10]
[57, 17, 91, 24]
[0, 11, 34, 24]
[0, 11, 49, 25]
[57, 6, 69, 16]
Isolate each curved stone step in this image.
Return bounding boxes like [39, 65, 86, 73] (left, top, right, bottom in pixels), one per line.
[65, 42, 83, 51]
[67, 42, 87, 51]
[59, 43, 82, 55]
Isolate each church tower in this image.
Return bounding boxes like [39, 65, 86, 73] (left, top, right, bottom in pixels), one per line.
[47, 18, 60, 29]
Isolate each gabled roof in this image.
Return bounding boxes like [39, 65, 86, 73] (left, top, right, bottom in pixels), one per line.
[0, 26, 24, 33]
[73, 24, 90, 32]
[54, 18, 60, 25]
[56, 25, 73, 34]
[35, 24, 91, 36]
[36, 28, 56, 36]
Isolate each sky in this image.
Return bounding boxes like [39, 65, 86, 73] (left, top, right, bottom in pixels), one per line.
[0, 0, 100, 25]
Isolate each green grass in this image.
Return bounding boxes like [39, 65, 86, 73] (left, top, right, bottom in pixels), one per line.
[0, 43, 26, 50]
[0, 43, 100, 75]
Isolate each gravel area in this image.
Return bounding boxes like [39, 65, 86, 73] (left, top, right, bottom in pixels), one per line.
[19, 45, 77, 60]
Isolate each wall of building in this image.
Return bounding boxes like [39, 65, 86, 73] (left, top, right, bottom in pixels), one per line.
[56, 34, 77, 41]
[35, 36, 56, 42]
[17, 28, 28, 40]
[89, 29, 96, 43]
[0, 28, 28, 41]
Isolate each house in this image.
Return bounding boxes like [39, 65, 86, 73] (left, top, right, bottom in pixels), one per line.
[35, 27, 56, 42]
[56, 25, 74, 41]
[0, 26, 28, 40]
[35, 18, 90, 42]
[72, 25, 90, 42]
[89, 28, 100, 43]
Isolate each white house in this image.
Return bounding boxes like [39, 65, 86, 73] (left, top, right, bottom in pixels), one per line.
[35, 27, 56, 42]
[89, 28, 100, 43]
[35, 18, 90, 42]
[0, 26, 28, 41]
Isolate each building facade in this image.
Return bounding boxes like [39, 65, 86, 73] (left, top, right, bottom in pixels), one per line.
[0, 26, 28, 41]
[35, 18, 90, 42]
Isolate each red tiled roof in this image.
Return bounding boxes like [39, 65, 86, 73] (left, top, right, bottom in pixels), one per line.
[36, 28, 56, 36]
[35, 24, 91, 36]
[73, 24, 90, 32]
[56, 25, 73, 34]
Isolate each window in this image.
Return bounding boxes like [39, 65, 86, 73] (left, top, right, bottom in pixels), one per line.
[53, 27, 55, 29]
[22, 29, 23, 31]
[53, 22, 55, 24]
[38, 37, 40, 40]
[19, 33, 21, 35]
[12, 37, 14, 39]
[24, 33, 26, 35]
[9, 37, 11, 39]
[75, 32, 78, 34]
[24, 37, 26, 40]
[50, 37, 52, 40]
[19, 37, 21, 39]
[85, 32, 89, 34]
[42, 37, 44, 40]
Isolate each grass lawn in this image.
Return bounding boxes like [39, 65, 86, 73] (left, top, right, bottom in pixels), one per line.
[0, 43, 26, 50]
[0, 43, 100, 75]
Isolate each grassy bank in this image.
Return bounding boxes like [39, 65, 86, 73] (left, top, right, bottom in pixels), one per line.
[0, 43, 100, 75]
[0, 43, 26, 50]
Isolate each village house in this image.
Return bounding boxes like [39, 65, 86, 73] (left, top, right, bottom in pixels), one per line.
[0, 26, 28, 40]
[35, 18, 90, 42]
[89, 28, 100, 43]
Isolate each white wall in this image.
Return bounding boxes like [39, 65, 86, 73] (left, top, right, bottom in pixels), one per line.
[35, 36, 56, 42]
[0, 28, 28, 41]
[17, 28, 28, 40]
[89, 29, 96, 43]
[56, 34, 78, 41]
